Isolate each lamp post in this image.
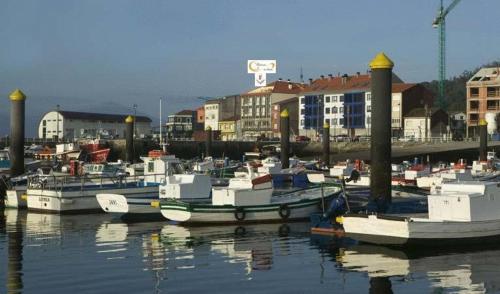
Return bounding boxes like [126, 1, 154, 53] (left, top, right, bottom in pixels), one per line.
[133, 104, 138, 139]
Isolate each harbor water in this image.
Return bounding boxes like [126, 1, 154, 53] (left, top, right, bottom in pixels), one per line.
[1, 209, 499, 293]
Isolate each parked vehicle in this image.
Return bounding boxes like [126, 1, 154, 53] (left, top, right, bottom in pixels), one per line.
[295, 136, 311, 142]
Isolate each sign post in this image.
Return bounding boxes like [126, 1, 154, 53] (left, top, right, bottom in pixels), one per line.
[247, 60, 276, 87]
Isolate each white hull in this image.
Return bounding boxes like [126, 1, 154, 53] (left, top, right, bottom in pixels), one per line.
[5, 188, 27, 208]
[96, 193, 160, 217]
[27, 185, 158, 213]
[343, 214, 500, 245]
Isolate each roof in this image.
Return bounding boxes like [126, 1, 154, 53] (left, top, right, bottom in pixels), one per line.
[57, 111, 151, 123]
[405, 107, 445, 118]
[300, 73, 405, 95]
[242, 80, 306, 96]
[175, 110, 195, 116]
[467, 67, 500, 84]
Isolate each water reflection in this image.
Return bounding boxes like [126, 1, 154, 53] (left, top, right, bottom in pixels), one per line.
[339, 244, 500, 294]
[4, 209, 24, 294]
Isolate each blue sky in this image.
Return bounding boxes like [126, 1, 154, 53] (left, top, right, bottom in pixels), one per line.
[1, 0, 499, 123]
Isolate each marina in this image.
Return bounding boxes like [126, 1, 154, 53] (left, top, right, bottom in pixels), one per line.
[2, 1, 500, 292]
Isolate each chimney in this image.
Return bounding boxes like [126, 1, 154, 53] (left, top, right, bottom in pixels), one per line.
[287, 79, 292, 89]
[278, 78, 282, 81]
[328, 74, 333, 79]
[308, 78, 313, 85]
[320, 75, 325, 79]
[341, 74, 348, 85]
[356, 71, 361, 77]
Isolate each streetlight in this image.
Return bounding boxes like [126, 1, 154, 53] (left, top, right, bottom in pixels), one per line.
[56, 104, 60, 142]
[133, 104, 138, 139]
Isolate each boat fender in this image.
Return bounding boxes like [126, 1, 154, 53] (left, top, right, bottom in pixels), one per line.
[234, 207, 245, 221]
[278, 204, 291, 219]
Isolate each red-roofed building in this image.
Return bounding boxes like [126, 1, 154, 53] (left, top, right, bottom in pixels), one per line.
[298, 73, 434, 139]
[240, 80, 305, 139]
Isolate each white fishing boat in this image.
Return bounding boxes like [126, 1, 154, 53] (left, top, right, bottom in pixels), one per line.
[343, 181, 500, 246]
[160, 165, 342, 224]
[96, 152, 184, 218]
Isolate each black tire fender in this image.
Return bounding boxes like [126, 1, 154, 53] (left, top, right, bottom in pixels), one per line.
[234, 207, 245, 221]
[278, 204, 291, 219]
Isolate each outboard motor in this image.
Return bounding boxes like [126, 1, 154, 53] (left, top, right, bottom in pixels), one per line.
[345, 169, 360, 183]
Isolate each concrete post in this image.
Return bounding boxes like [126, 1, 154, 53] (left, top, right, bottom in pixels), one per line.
[9, 89, 26, 177]
[369, 52, 394, 212]
[125, 115, 134, 163]
[280, 109, 290, 169]
[206, 127, 212, 158]
[479, 119, 488, 161]
[323, 122, 330, 166]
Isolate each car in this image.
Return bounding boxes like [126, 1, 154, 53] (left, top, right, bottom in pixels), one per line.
[295, 136, 311, 142]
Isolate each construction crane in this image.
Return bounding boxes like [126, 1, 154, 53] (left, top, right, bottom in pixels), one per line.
[432, 0, 461, 110]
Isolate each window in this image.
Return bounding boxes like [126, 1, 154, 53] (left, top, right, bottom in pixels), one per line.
[325, 108, 330, 114]
[339, 95, 344, 102]
[332, 96, 337, 102]
[332, 118, 337, 125]
[367, 116, 371, 124]
[300, 97, 305, 104]
[325, 119, 330, 125]
[43, 120, 46, 126]
[148, 162, 155, 173]
[470, 87, 479, 97]
[300, 119, 304, 126]
[325, 96, 330, 103]
[332, 107, 337, 114]
[339, 107, 343, 113]
[366, 93, 371, 101]
[300, 109, 305, 115]
[367, 105, 371, 112]
[339, 118, 344, 125]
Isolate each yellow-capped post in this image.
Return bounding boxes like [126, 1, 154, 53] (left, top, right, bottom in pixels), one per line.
[205, 126, 212, 158]
[479, 119, 488, 161]
[125, 115, 134, 163]
[323, 122, 330, 167]
[280, 108, 290, 168]
[369, 52, 394, 213]
[9, 89, 27, 177]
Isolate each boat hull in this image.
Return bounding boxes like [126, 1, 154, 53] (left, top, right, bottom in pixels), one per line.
[5, 188, 27, 208]
[96, 193, 160, 218]
[27, 186, 158, 214]
[343, 214, 500, 246]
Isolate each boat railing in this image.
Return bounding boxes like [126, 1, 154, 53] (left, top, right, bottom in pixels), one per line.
[26, 173, 159, 192]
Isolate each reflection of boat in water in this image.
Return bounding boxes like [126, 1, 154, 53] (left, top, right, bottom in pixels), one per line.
[340, 244, 500, 293]
[159, 222, 310, 273]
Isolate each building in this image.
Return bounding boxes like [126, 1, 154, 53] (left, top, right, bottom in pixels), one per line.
[403, 108, 449, 140]
[218, 116, 239, 141]
[466, 67, 500, 137]
[38, 110, 152, 140]
[166, 110, 195, 140]
[271, 97, 299, 139]
[203, 95, 240, 132]
[241, 80, 305, 139]
[298, 73, 434, 138]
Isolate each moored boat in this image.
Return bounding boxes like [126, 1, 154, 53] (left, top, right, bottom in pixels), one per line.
[160, 164, 342, 224]
[342, 181, 500, 246]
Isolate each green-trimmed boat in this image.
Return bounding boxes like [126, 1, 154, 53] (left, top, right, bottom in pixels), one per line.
[159, 165, 342, 224]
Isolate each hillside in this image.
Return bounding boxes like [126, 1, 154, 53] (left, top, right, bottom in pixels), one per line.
[422, 60, 500, 112]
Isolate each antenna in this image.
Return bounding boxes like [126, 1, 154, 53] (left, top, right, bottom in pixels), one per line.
[300, 66, 304, 83]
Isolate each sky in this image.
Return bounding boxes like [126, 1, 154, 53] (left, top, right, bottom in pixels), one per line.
[0, 0, 499, 135]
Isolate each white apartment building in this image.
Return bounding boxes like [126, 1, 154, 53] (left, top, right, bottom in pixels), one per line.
[204, 101, 220, 130]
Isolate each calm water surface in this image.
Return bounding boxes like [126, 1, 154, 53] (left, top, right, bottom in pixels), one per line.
[1, 209, 500, 293]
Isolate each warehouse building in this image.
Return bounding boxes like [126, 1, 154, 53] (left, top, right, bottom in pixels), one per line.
[38, 110, 152, 140]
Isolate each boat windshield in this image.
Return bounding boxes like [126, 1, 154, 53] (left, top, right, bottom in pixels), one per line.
[170, 162, 185, 174]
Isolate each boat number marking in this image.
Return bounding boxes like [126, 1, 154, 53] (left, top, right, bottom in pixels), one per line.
[39, 197, 50, 202]
[109, 200, 118, 205]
